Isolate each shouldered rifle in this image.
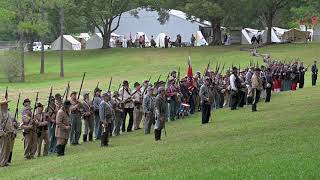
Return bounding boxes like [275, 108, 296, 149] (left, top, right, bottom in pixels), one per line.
[165, 71, 170, 87]
[92, 82, 100, 102]
[117, 83, 121, 92]
[5, 86, 8, 100]
[156, 74, 161, 84]
[77, 72, 86, 100]
[177, 67, 180, 85]
[32, 92, 39, 119]
[142, 76, 152, 95]
[14, 93, 21, 121]
[203, 60, 210, 78]
[62, 81, 70, 101]
[220, 63, 226, 74]
[108, 77, 112, 92]
[46, 86, 53, 113]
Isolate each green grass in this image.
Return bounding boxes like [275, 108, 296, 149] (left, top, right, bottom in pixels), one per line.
[0, 43, 319, 179]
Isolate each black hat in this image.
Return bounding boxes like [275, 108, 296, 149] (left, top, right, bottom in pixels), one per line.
[134, 82, 140, 87]
[36, 102, 44, 108]
[23, 98, 31, 105]
[123, 80, 129, 86]
[55, 93, 62, 99]
[49, 96, 55, 101]
[63, 100, 71, 107]
[254, 68, 261, 71]
[94, 87, 102, 93]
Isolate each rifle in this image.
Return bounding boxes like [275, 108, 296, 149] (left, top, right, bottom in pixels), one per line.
[14, 93, 21, 121]
[216, 63, 221, 74]
[2, 92, 19, 132]
[32, 92, 39, 119]
[5, 87, 8, 100]
[62, 81, 70, 101]
[156, 74, 162, 84]
[203, 60, 210, 78]
[92, 82, 100, 102]
[117, 83, 121, 92]
[176, 67, 180, 85]
[107, 77, 113, 92]
[46, 86, 53, 113]
[142, 76, 152, 95]
[256, 60, 259, 68]
[77, 72, 86, 100]
[219, 63, 226, 74]
[165, 71, 170, 87]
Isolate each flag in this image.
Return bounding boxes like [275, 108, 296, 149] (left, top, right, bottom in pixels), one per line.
[187, 55, 193, 81]
[311, 16, 318, 25]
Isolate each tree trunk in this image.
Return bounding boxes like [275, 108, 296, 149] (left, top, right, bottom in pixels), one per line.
[20, 33, 25, 82]
[266, 14, 273, 44]
[59, 6, 64, 77]
[210, 18, 222, 46]
[40, 5, 45, 74]
[102, 23, 111, 49]
[40, 39, 45, 74]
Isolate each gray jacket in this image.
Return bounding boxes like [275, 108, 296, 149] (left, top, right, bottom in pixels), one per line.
[99, 100, 113, 124]
[143, 94, 155, 113]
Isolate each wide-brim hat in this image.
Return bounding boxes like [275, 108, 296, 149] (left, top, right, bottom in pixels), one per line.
[157, 87, 165, 93]
[55, 93, 62, 99]
[134, 82, 141, 87]
[63, 100, 71, 107]
[83, 91, 89, 96]
[0, 99, 10, 105]
[113, 91, 119, 97]
[123, 80, 129, 86]
[70, 91, 77, 96]
[94, 87, 102, 93]
[254, 68, 261, 72]
[102, 92, 111, 97]
[23, 98, 31, 105]
[36, 102, 44, 108]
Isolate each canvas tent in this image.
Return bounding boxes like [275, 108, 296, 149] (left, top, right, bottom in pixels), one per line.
[194, 31, 208, 46]
[241, 28, 264, 45]
[76, 33, 91, 41]
[283, 28, 310, 43]
[133, 32, 150, 46]
[155, 33, 166, 48]
[86, 33, 121, 49]
[51, 35, 81, 51]
[262, 27, 288, 43]
[97, 8, 211, 44]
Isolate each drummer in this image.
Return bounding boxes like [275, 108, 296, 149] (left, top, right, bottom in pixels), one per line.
[178, 100, 190, 119]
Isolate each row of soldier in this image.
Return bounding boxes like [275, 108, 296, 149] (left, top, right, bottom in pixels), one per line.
[0, 58, 318, 167]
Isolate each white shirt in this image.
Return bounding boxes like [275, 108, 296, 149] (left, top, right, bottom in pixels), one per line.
[230, 74, 237, 91]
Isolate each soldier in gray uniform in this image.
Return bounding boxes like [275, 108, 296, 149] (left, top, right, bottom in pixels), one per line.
[143, 86, 155, 134]
[111, 91, 122, 136]
[82, 92, 94, 142]
[93, 87, 102, 140]
[69, 91, 83, 145]
[199, 77, 214, 124]
[154, 87, 167, 141]
[99, 92, 113, 147]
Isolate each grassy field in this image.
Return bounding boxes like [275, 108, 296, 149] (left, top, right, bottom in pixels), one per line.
[0, 43, 319, 179]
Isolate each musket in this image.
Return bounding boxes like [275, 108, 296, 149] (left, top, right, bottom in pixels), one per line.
[219, 63, 226, 74]
[216, 63, 221, 74]
[164, 125, 167, 137]
[231, 63, 234, 69]
[156, 74, 162, 84]
[92, 82, 100, 102]
[62, 81, 70, 101]
[14, 93, 21, 121]
[176, 67, 180, 85]
[5, 87, 8, 100]
[46, 86, 53, 113]
[256, 60, 259, 68]
[107, 77, 113, 92]
[32, 92, 39, 119]
[203, 60, 210, 78]
[165, 71, 170, 86]
[77, 72, 86, 100]
[117, 83, 121, 92]
[142, 76, 152, 95]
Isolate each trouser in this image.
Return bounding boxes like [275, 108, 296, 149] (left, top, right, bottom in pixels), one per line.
[37, 130, 49, 157]
[223, 93, 230, 107]
[219, 93, 224, 108]
[312, 74, 317, 86]
[0, 135, 11, 166]
[195, 95, 200, 112]
[24, 132, 37, 159]
[238, 91, 246, 107]
[189, 93, 196, 114]
[230, 90, 239, 110]
[94, 112, 102, 139]
[101, 126, 109, 146]
[56, 138, 68, 156]
[252, 89, 261, 112]
[299, 78, 304, 88]
[265, 87, 272, 102]
[169, 99, 178, 121]
[8, 133, 15, 163]
[70, 114, 82, 144]
[83, 118, 94, 142]
[133, 107, 143, 130]
[144, 112, 155, 134]
[113, 113, 122, 136]
[154, 129, 162, 141]
[122, 108, 134, 132]
[48, 122, 57, 153]
[201, 104, 211, 124]
[291, 82, 297, 91]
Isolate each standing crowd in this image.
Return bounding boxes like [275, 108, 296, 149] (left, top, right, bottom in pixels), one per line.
[0, 57, 318, 167]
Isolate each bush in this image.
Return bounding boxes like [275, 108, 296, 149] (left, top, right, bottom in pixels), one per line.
[0, 49, 23, 82]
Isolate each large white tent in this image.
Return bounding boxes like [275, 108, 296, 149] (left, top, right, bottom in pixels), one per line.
[51, 35, 81, 51]
[133, 32, 151, 46]
[97, 8, 210, 44]
[75, 33, 91, 41]
[241, 28, 264, 45]
[155, 33, 166, 48]
[194, 31, 208, 46]
[262, 27, 289, 43]
[86, 33, 121, 49]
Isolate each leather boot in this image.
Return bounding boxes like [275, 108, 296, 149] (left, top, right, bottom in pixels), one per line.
[88, 133, 93, 141]
[8, 152, 12, 163]
[62, 145, 66, 156]
[83, 134, 87, 142]
[56, 145, 63, 156]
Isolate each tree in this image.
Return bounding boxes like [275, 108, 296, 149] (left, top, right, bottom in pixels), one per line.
[75, 0, 140, 49]
[254, 0, 291, 44]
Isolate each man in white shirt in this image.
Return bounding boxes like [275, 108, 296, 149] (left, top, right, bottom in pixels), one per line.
[229, 67, 239, 110]
[119, 80, 134, 132]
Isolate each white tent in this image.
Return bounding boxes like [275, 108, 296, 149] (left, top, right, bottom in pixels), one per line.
[86, 33, 122, 49]
[51, 35, 81, 51]
[194, 31, 208, 46]
[76, 33, 91, 41]
[155, 33, 166, 48]
[262, 27, 289, 43]
[241, 28, 264, 45]
[133, 32, 150, 46]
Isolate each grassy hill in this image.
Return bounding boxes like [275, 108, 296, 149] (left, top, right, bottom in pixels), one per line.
[0, 43, 319, 179]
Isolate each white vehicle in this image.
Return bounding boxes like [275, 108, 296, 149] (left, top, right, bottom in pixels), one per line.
[32, 42, 51, 51]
